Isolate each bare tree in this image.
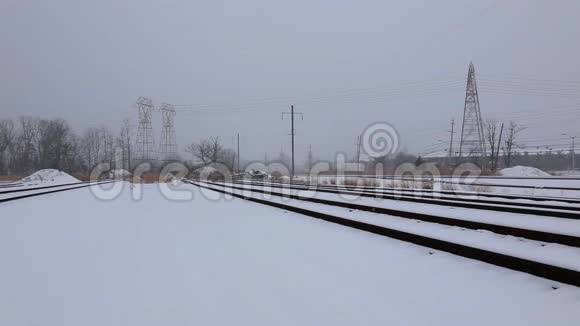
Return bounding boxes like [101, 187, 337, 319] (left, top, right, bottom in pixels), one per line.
[222, 148, 237, 171]
[502, 121, 525, 168]
[0, 119, 15, 174]
[185, 136, 237, 170]
[82, 128, 104, 172]
[10, 117, 39, 174]
[485, 119, 499, 171]
[100, 127, 114, 167]
[116, 119, 133, 170]
[186, 136, 224, 166]
[36, 119, 71, 170]
[61, 133, 82, 173]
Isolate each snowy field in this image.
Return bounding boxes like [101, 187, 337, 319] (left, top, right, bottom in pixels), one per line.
[1, 182, 580, 325]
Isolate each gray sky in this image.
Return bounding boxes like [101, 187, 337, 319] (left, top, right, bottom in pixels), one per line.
[1, 0, 579, 162]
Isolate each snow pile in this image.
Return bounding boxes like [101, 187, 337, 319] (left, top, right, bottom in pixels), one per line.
[195, 166, 218, 175]
[19, 169, 80, 185]
[499, 166, 551, 177]
[109, 169, 132, 179]
[192, 166, 226, 181]
[247, 169, 271, 179]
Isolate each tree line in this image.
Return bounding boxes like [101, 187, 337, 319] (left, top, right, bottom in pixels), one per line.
[0, 117, 133, 176]
[0, 116, 243, 177]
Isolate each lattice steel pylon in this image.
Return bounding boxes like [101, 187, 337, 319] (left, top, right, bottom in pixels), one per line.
[134, 97, 157, 162]
[158, 103, 178, 162]
[459, 62, 487, 159]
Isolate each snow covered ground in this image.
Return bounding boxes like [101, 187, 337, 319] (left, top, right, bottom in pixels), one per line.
[1, 182, 580, 325]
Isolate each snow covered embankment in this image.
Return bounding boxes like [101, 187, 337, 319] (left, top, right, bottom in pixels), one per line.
[499, 166, 551, 177]
[18, 169, 80, 186]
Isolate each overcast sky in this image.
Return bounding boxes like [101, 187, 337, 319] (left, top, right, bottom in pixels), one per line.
[1, 0, 579, 162]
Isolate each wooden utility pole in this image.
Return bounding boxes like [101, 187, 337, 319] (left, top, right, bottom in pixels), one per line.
[356, 135, 362, 169]
[291, 105, 294, 178]
[282, 105, 303, 180]
[573, 136, 576, 171]
[237, 133, 240, 173]
[308, 144, 313, 173]
[448, 119, 455, 158]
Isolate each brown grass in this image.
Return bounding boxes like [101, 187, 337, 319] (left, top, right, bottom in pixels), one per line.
[342, 178, 380, 187]
[0, 175, 21, 182]
[136, 173, 161, 183]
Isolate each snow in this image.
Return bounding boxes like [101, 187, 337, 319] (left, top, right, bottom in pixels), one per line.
[18, 169, 80, 185]
[499, 165, 551, 177]
[109, 169, 132, 179]
[1, 183, 580, 325]
[219, 182, 580, 237]
[204, 182, 580, 270]
[195, 166, 218, 174]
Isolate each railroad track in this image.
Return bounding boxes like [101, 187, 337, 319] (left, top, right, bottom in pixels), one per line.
[0, 181, 95, 195]
[0, 182, 23, 189]
[0, 181, 118, 204]
[361, 175, 580, 192]
[227, 180, 580, 220]
[200, 180, 580, 247]
[328, 174, 580, 181]
[238, 179, 580, 205]
[188, 180, 580, 288]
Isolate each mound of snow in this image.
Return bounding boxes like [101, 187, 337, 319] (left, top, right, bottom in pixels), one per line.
[109, 169, 132, 179]
[247, 169, 271, 179]
[195, 166, 218, 175]
[499, 166, 551, 177]
[19, 169, 80, 185]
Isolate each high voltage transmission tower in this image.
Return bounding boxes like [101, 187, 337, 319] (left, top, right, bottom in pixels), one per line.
[459, 62, 487, 160]
[159, 103, 178, 162]
[135, 97, 157, 163]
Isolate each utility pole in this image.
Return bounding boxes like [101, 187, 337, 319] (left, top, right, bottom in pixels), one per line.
[448, 119, 456, 160]
[282, 105, 303, 180]
[237, 133, 240, 173]
[573, 136, 576, 171]
[356, 135, 362, 167]
[308, 144, 313, 173]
